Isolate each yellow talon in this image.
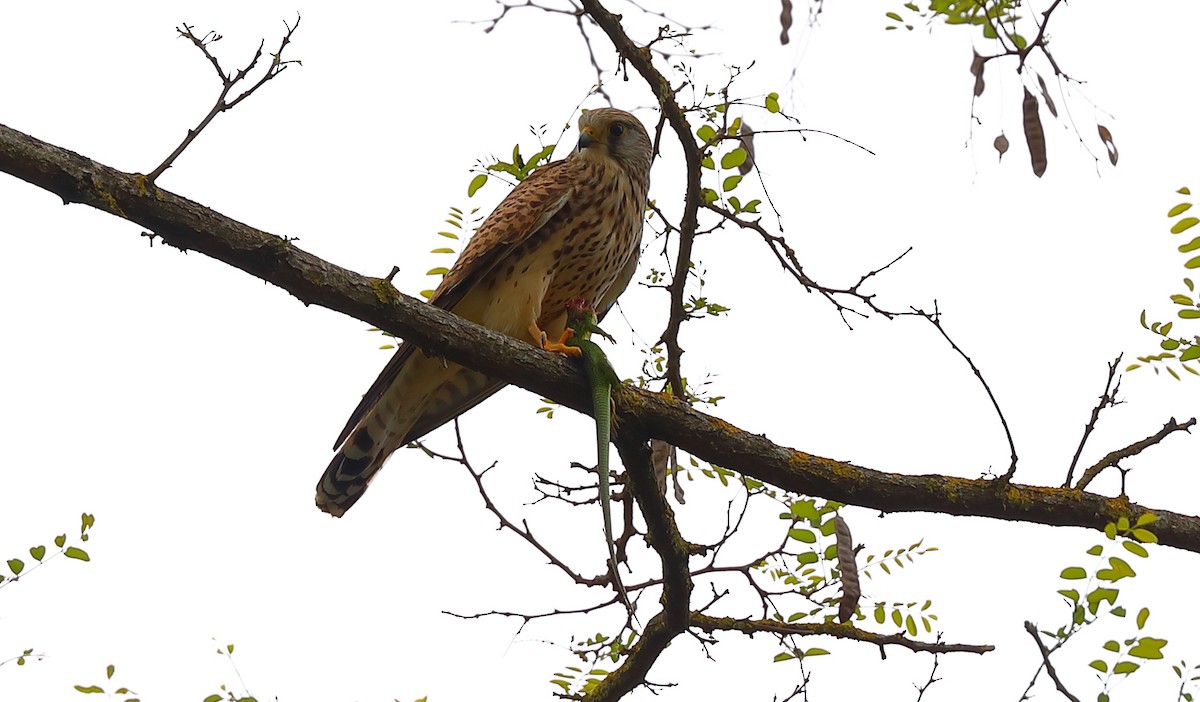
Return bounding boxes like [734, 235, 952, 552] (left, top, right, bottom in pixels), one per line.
[545, 328, 582, 356]
[529, 322, 581, 356]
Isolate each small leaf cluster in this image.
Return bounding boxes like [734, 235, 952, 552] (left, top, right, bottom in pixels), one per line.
[693, 100, 760, 213]
[1129, 186, 1200, 379]
[417, 204, 479, 302]
[1048, 514, 1165, 698]
[758, 497, 939, 633]
[3, 512, 94, 588]
[550, 630, 637, 696]
[1171, 660, 1200, 702]
[887, 0, 1024, 46]
[73, 664, 137, 701]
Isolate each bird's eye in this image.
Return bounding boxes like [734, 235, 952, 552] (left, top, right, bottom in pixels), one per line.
[608, 122, 626, 138]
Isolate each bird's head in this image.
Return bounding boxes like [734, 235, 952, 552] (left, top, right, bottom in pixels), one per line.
[575, 108, 653, 177]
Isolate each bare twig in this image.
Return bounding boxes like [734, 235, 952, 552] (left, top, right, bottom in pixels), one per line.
[914, 648, 942, 701]
[703, 200, 910, 323]
[147, 16, 301, 181]
[916, 305, 1019, 483]
[1074, 417, 1197, 492]
[1022, 621, 1081, 702]
[1063, 355, 1123, 487]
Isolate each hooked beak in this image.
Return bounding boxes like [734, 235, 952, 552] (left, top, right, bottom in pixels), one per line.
[577, 126, 597, 150]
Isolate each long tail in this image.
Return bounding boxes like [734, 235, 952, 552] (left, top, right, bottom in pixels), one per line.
[316, 351, 443, 517]
[316, 355, 503, 517]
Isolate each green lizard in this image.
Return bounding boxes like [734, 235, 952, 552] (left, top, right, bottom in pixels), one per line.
[562, 297, 632, 614]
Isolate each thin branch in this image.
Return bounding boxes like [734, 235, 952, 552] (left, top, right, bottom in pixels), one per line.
[1022, 621, 1081, 702]
[148, 16, 301, 182]
[1063, 355, 1123, 487]
[576, 0, 704, 403]
[1074, 417, 1197, 492]
[691, 614, 993, 655]
[914, 648, 942, 701]
[916, 305, 1019, 482]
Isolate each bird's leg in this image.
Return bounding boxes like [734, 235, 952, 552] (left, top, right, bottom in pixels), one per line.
[528, 322, 582, 357]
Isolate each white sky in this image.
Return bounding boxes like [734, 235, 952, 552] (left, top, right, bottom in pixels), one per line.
[2, 1, 1198, 701]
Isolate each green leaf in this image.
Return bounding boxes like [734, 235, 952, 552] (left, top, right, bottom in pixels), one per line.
[1131, 528, 1158, 543]
[426, 267, 450, 276]
[1122, 541, 1149, 558]
[1108, 556, 1136, 578]
[697, 125, 717, 143]
[1089, 659, 1108, 673]
[204, 695, 223, 702]
[65, 547, 89, 562]
[1137, 607, 1150, 629]
[765, 92, 781, 113]
[74, 685, 104, 694]
[1134, 513, 1158, 527]
[789, 528, 817, 543]
[702, 188, 718, 204]
[1060, 566, 1087, 580]
[797, 552, 819, 565]
[773, 652, 795, 662]
[437, 231, 459, 239]
[905, 614, 917, 636]
[1169, 202, 1193, 217]
[1086, 545, 1103, 556]
[803, 647, 830, 656]
[722, 175, 742, 192]
[1103, 640, 1120, 652]
[55, 534, 66, 548]
[1179, 236, 1200, 253]
[1104, 522, 1117, 539]
[874, 605, 885, 624]
[721, 148, 747, 169]
[467, 173, 487, 197]
[1128, 637, 1168, 659]
[701, 155, 715, 169]
[1172, 217, 1199, 234]
[7, 559, 24, 575]
[30, 545, 46, 561]
[1086, 587, 1119, 614]
[1058, 589, 1079, 602]
[1114, 661, 1140, 675]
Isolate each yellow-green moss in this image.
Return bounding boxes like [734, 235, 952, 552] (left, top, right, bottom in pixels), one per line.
[92, 177, 125, 216]
[369, 277, 401, 305]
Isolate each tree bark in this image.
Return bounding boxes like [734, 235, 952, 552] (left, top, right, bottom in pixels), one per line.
[3, 121, 1198, 553]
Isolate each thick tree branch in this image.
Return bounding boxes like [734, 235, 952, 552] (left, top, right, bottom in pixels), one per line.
[3, 121, 1200, 555]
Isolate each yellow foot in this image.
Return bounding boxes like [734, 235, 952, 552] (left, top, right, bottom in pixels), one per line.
[529, 323, 581, 357]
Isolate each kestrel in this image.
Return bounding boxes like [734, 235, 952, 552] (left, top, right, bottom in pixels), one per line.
[316, 108, 653, 516]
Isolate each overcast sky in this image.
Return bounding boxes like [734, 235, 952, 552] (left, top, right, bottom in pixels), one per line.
[2, 1, 1198, 701]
